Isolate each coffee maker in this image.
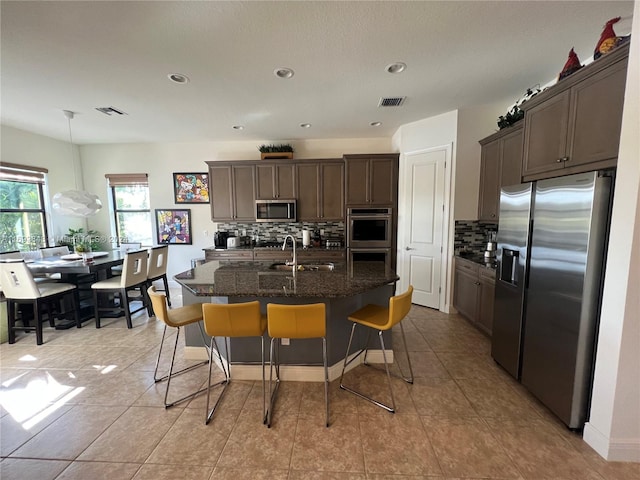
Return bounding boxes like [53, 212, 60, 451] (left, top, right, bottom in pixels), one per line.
[214, 231, 229, 249]
[484, 231, 497, 259]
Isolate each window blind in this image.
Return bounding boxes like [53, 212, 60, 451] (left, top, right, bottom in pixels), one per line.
[0, 163, 48, 183]
[105, 173, 148, 186]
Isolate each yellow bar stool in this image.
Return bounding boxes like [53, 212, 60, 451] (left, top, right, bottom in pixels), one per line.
[202, 301, 267, 425]
[266, 303, 329, 428]
[339, 285, 414, 413]
[147, 286, 209, 408]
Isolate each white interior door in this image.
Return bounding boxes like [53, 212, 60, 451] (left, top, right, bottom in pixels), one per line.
[400, 148, 447, 308]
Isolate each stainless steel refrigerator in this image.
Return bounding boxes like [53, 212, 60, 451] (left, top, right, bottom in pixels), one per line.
[492, 170, 614, 429]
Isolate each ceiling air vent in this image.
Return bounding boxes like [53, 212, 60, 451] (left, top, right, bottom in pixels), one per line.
[378, 96, 406, 107]
[95, 106, 128, 116]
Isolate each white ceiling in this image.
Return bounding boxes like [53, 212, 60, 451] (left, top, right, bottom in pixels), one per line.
[0, 1, 634, 145]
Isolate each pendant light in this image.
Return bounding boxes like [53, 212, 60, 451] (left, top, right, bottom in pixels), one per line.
[52, 110, 102, 217]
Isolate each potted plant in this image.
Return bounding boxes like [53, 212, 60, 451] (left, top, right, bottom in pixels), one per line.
[58, 228, 105, 253]
[257, 143, 294, 160]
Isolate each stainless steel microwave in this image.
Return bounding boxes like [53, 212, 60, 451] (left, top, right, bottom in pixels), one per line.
[255, 199, 297, 222]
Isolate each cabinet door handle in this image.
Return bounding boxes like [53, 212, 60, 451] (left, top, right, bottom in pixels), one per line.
[405, 246, 415, 251]
[491, 213, 496, 218]
[475, 281, 481, 286]
[556, 158, 563, 163]
[562, 156, 569, 162]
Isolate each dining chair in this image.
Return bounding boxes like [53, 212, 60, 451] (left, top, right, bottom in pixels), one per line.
[39, 246, 71, 257]
[147, 245, 171, 307]
[111, 242, 143, 275]
[0, 260, 80, 345]
[266, 302, 329, 427]
[202, 301, 267, 425]
[339, 285, 414, 413]
[147, 285, 209, 408]
[91, 249, 150, 328]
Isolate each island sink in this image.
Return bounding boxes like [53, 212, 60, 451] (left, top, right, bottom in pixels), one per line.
[269, 262, 335, 272]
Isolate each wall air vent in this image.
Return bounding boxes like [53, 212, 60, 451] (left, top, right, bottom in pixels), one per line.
[378, 97, 406, 107]
[95, 106, 128, 116]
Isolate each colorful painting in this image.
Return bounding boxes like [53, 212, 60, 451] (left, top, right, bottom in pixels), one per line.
[155, 209, 192, 245]
[173, 172, 209, 204]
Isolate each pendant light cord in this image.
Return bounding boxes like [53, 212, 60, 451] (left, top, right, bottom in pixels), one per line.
[65, 111, 79, 190]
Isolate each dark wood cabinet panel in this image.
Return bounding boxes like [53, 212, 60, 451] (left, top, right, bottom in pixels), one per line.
[453, 266, 479, 322]
[500, 128, 524, 187]
[320, 162, 344, 220]
[296, 163, 320, 220]
[256, 164, 296, 199]
[453, 257, 496, 336]
[345, 158, 369, 205]
[522, 91, 570, 176]
[477, 269, 496, 336]
[209, 165, 233, 220]
[568, 60, 628, 168]
[522, 44, 628, 180]
[207, 163, 255, 221]
[478, 124, 523, 222]
[478, 140, 501, 221]
[296, 160, 344, 221]
[344, 154, 398, 206]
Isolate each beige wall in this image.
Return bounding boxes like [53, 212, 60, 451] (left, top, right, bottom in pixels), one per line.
[1, 124, 91, 242]
[455, 102, 510, 220]
[78, 137, 393, 279]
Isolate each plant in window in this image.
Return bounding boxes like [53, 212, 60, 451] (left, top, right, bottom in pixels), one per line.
[59, 228, 104, 252]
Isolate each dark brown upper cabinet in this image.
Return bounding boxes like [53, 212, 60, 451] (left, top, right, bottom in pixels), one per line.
[521, 44, 628, 181]
[478, 123, 523, 222]
[344, 154, 398, 206]
[296, 160, 344, 221]
[207, 163, 256, 221]
[255, 163, 296, 199]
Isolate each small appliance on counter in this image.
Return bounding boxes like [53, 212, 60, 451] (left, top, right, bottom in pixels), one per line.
[302, 230, 311, 248]
[484, 231, 497, 259]
[325, 237, 343, 248]
[214, 231, 229, 249]
[226, 236, 239, 249]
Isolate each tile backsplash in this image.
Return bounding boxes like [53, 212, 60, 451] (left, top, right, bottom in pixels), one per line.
[454, 220, 497, 254]
[217, 221, 344, 242]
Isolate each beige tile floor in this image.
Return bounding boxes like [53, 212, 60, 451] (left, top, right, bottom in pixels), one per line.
[1, 288, 638, 480]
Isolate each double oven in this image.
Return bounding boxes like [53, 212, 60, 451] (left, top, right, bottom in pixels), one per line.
[347, 207, 393, 270]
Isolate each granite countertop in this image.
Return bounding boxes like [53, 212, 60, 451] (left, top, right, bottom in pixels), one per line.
[174, 260, 399, 298]
[456, 251, 497, 269]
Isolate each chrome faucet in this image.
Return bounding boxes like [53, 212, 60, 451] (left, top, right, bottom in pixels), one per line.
[282, 234, 297, 271]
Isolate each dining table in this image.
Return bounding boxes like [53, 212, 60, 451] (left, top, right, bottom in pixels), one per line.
[27, 250, 127, 326]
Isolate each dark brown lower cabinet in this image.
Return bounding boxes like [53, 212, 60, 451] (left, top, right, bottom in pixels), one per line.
[453, 257, 495, 336]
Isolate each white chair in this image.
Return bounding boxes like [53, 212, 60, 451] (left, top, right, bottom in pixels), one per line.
[0, 251, 22, 260]
[39, 246, 71, 257]
[147, 245, 171, 307]
[0, 260, 80, 345]
[91, 250, 151, 328]
[111, 243, 142, 275]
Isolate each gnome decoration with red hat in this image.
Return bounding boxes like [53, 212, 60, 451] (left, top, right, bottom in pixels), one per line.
[558, 48, 583, 81]
[594, 17, 631, 60]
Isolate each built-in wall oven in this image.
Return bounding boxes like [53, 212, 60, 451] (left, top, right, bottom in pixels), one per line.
[348, 248, 392, 273]
[347, 207, 393, 248]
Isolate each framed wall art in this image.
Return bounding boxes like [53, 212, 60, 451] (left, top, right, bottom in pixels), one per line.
[173, 172, 209, 204]
[155, 209, 192, 245]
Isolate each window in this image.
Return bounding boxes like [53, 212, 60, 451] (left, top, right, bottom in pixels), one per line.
[106, 173, 152, 246]
[0, 164, 49, 253]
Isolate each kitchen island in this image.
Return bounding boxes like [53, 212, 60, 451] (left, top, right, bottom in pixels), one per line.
[174, 260, 399, 381]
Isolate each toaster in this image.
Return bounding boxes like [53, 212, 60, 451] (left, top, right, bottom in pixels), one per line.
[226, 237, 239, 249]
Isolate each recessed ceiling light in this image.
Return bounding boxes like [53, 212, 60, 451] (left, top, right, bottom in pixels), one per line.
[300, 123, 311, 128]
[370, 122, 382, 127]
[232, 125, 244, 130]
[274, 67, 295, 79]
[385, 62, 407, 74]
[168, 73, 190, 84]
